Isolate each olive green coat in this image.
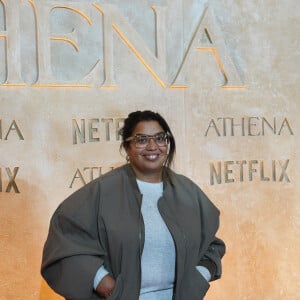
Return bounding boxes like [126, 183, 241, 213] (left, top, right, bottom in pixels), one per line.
[41, 164, 225, 300]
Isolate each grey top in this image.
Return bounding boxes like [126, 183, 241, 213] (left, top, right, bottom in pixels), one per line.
[137, 179, 175, 299]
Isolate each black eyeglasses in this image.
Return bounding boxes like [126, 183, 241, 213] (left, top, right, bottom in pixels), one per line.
[125, 132, 170, 148]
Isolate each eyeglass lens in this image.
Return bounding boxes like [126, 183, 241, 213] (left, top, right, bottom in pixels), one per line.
[135, 133, 168, 147]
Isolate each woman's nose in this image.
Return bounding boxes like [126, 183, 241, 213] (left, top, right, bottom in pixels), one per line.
[146, 137, 158, 149]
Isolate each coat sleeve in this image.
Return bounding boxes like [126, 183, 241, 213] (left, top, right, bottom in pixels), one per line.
[41, 180, 106, 299]
[196, 188, 226, 281]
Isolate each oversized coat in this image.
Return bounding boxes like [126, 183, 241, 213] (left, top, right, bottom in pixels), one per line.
[41, 164, 225, 300]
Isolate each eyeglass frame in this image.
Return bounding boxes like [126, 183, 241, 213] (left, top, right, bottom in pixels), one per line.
[125, 132, 170, 148]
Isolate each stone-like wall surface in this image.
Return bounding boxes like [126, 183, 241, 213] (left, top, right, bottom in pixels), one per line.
[0, 1, 299, 299]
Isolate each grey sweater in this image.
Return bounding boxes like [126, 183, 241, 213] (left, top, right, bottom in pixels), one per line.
[137, 179, 175, 299]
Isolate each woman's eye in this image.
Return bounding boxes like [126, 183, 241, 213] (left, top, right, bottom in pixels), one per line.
[156, 134, 165, 142]
[137, 136, 148, 144]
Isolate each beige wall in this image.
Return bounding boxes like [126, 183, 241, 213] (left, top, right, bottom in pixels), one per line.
[0, 0, 299, 299]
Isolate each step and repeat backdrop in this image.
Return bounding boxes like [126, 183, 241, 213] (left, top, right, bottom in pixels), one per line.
[0, 0, 299, 299]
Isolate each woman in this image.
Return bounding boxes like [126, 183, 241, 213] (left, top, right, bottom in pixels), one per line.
[41, 110, 225, 300]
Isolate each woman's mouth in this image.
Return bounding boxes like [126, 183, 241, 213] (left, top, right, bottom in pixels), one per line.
[144, 154, 159, 161]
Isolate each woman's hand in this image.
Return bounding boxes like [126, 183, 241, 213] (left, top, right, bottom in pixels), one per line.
[95, 274, 116, 298]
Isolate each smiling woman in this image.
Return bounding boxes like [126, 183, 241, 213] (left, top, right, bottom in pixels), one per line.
[41, 110, 225, 300]
[121, 112, 174, 183]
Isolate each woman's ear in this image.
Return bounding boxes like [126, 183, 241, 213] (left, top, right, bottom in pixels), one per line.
[120, 143, 130, 161]
[123, 146, 130, 163]
[123, 143, 129, 153]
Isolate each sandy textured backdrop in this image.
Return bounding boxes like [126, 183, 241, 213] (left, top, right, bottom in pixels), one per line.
[0, 0, 299, 299]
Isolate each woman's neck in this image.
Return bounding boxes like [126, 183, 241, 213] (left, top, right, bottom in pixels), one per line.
[131, 166, 163, 183]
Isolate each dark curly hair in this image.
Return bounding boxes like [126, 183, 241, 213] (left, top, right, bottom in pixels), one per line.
[120, 110, 176, 168]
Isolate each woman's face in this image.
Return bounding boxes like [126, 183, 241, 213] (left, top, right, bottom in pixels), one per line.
[125, 120, 168, 182]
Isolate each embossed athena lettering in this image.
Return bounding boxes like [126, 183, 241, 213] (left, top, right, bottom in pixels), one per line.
[210, 159, 290, 185]
[0, 120, 24, 140]
[0, 167, 20, 193]
[0, 1, 243, 88]
[204, 117, 294, 136]
[69, 166, 115, 188]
